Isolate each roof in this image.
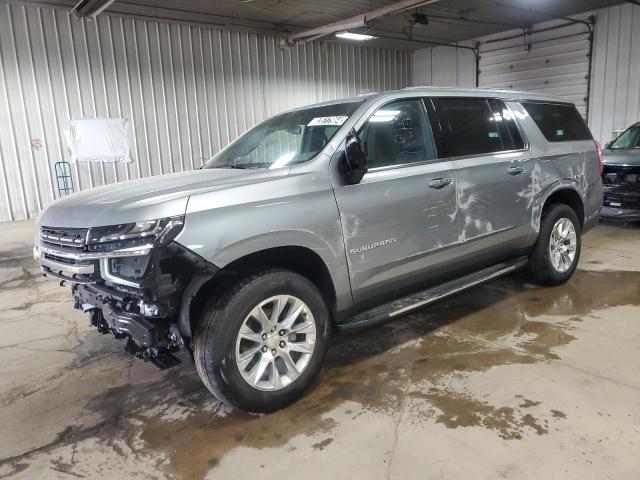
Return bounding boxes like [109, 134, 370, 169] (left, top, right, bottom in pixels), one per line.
[398, 86, 569, 103]
[280, 86, 572, 117]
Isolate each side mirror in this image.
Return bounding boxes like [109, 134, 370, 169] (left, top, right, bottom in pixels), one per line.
[604, 141, 612, 150]
[343, 128, 368, 185]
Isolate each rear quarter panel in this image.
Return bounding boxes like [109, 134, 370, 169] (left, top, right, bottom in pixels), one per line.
[509, 102, 602, 243]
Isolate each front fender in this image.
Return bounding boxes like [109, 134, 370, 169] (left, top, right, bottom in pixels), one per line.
[174, 177, 353, 311]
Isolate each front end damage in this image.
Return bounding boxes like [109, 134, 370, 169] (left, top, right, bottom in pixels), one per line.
[34, 217, 216, 368]
[601, 164, 640, 222]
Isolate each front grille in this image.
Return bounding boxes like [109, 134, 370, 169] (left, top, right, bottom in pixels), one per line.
[40, 226, 89, 251]
[602, 165, 640, 186]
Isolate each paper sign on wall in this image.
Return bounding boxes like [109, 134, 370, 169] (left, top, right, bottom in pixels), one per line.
[65, 117, 131, 163]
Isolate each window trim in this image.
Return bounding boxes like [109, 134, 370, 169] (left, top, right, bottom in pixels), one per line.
[358, 97, 441, 173]
[423, 96, 530, 162]
[487, 98, 527, 153]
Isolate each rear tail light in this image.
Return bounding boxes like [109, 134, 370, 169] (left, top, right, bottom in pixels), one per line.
[595, 141, 604, 174]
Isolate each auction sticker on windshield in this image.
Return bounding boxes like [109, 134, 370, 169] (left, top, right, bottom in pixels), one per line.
[307, 116, 349, 126]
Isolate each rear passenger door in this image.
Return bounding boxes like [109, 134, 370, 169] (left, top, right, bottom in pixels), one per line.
[424, 96, 533, 254]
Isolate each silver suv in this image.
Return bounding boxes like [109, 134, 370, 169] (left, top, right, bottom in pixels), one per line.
[35, 87, 603, 412]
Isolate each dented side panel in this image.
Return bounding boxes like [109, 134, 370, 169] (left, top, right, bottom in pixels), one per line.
[508, 101, 602, 238]
[331, 99, 601, 308]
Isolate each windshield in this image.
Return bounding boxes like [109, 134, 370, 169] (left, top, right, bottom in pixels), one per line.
[205, 101, 364, 169]
[610, 126, 640, 150]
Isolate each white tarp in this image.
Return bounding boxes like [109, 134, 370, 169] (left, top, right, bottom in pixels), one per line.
[66, 117, 131, 163]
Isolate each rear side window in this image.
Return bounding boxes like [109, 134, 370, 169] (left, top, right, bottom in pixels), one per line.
[426, 97, 504, 158]
[522, 102, 592, 142]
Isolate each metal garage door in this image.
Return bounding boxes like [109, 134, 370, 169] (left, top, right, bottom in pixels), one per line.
[478, 19, 593, 119]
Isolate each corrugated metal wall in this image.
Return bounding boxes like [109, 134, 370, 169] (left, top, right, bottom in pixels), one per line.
[413, 3, 640, 144]
[588, 2, 640, 144]
[0, 2, 412, 222]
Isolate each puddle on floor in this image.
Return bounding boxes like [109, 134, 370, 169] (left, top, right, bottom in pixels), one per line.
[93, 270, 640, 478]
[2, 269, 639, 479]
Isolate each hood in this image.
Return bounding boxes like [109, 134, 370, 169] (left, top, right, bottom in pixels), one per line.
[602, 149, 640, 166]
[38, 168, 290, 228]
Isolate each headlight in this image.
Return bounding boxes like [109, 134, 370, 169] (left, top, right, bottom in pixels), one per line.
[87, 216, 184, 252]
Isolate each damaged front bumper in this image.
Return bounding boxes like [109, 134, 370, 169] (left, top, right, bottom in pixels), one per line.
[73, 281, 184, 363]
[601, 189, 640, 221]
[35, 220, 217, 365]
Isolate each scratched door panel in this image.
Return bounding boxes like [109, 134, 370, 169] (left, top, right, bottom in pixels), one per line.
[422, 97, 535, 256]
[334, 162, 459, 302]
[447, 151, 533, 247]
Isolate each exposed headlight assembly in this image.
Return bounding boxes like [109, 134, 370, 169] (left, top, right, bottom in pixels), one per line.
[87, 215, 185, 252]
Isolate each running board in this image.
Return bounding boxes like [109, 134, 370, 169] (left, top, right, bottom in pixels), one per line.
[339, 256, 528, 331]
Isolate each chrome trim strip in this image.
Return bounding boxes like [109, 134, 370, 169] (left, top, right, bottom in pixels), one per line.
[39, 244, 153, 260]
[41, 267, 96, 285]
[40, 255, 95, 275]
[388, 261, 526, 318]
[602, 163, 640, 167]
[99, 258, 142, 288]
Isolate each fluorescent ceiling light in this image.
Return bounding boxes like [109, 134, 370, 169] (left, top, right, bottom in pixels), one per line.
[335, 32, 377, 41]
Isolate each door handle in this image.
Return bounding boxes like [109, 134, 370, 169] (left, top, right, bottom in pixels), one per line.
[508, 166, 525, 175]
[428, 177, 453, 189]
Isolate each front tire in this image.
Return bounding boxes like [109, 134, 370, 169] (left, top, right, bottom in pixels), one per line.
[193, 269, 330, 413]
[527, 203, 581, 286]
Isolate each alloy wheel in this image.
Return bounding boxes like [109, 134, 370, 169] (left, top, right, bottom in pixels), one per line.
[548, 217, 577, 273]
[235, 295, 317, 391]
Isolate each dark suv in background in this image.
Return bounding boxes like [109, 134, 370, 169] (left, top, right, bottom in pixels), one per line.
[601, 122, 640, 221]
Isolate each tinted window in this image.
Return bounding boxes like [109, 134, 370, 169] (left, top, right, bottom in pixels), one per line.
[427, 97, 504, 157]
[488, 99, 525, 151]
[359, 100, 437, 169]
[522, 102, 592, 142]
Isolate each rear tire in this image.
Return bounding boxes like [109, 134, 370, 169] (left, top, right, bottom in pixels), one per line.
[193, 269, 330, 413]
[527, 203, 581, 286]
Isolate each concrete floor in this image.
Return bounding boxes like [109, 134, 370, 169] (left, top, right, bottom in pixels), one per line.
[0, 220, 639, 480]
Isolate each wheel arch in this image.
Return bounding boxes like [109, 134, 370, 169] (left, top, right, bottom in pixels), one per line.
[541, 186, 585, 228]
[182, 246, 339, 339]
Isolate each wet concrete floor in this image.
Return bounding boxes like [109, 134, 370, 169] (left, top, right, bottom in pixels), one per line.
[0, 220, 639, 479]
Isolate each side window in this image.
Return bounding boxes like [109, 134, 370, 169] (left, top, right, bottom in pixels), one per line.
[488, 99, 525, 151]
[359, 100, 437, 169]
[521, 102, 593, 142]
[427, 97, 503, 157]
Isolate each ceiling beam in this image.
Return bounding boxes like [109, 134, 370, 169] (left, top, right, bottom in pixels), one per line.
[71, 0, 116, 17]
[284, 0, 441, 44]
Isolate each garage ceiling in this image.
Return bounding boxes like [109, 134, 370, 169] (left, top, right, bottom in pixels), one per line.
[34, 0, 629, 48]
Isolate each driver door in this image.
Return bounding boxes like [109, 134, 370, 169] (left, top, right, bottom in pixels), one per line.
[332, 99, 461, 304]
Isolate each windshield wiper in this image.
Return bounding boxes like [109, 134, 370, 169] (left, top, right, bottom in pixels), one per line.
[230, 163, 264, 169]
[206, 164, 262, 170]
